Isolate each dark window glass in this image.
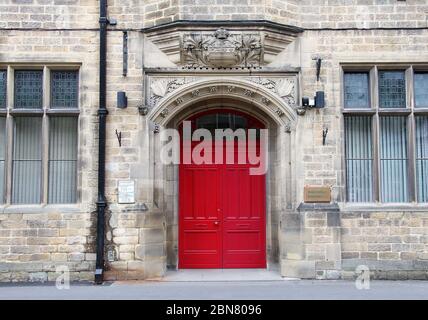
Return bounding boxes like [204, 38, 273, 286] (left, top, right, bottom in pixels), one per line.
[0, 71, 6, 109]
[193, 113, 260, 140]
[345, 116, 373, 202]
[195, 114, 217, 134]
[344, 73, 370, 108]
[217, 113, 231, 130]
[14, 70, 43, 109]
[195, 113, 255, 131]
[51, 71, 78, 109]
[379, 71, 406, 108]
[380, 116, 408, 202]
[415, 73, 428, 108]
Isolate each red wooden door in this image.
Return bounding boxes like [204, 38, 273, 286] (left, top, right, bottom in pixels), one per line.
[179, 164, 222, 268]
[222, 164, 266, 268]
[179, 110, 266, 269]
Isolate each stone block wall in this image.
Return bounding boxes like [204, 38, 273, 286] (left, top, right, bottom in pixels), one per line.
[2, 1, 426, 30]
[281, 206, 428, 280]
[340, 211, 428, 280]
[142, 0, 428, 28]
[281, 204, 342, 279]
[0, 210, 95, 282]
[0, 0, 98, 29]
[103, 209, 166, 280]
[298, 0, 428, 29]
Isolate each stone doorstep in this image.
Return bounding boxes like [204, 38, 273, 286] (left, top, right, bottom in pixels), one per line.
[162, 269, 298, 282]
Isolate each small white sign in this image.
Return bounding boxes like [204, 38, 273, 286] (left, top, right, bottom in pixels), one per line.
[118, 180, 135, 204]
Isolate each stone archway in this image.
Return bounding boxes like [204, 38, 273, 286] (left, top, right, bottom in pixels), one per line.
[145, 77, 298, 271]
[148, 77, 297, 127]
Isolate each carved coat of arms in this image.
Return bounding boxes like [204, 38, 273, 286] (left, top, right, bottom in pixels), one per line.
[182, 28, 262, 68]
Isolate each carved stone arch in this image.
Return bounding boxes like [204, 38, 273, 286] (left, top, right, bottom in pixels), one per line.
[148, 78, 297, 127]
[147, 76, 297, 271]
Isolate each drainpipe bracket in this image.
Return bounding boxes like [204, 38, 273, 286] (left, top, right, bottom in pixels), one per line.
[99, 17, 108, 24]
[98, 108, 109, 116]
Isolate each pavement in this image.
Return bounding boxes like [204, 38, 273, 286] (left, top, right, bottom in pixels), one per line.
[0, 269, 427, 300]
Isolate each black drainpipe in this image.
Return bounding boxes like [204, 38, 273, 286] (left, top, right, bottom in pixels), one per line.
[95, 0, 108, 285]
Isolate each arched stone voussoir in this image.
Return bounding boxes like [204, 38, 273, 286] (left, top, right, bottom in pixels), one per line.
[148, 78, 297, 126]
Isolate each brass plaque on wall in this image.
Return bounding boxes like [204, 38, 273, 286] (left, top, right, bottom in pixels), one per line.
[304, 186, 331, 203]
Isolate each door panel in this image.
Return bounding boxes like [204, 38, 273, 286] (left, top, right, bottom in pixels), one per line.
[179, 166, 222, 268]
[222, 166, 266, 268]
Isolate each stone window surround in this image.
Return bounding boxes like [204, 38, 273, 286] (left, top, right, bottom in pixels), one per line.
[341, 63, 428, 206]
[0, 64, 81, 209]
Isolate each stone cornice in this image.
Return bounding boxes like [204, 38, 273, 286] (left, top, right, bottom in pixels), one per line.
[141, 20, 304, 35]
[143, 20, 302, 67]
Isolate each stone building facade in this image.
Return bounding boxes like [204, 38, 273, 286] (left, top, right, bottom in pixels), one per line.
[0, 0, 428, 282]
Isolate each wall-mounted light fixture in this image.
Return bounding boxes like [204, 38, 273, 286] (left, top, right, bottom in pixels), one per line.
[315, 91, 325, 108]
[108, 18, 117, 26]
[117, 91, 127, 109]
[298, 91, 325, 115]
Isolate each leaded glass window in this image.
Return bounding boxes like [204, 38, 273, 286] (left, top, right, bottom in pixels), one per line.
[0, 70, 6, 109]
[344, 73, 370, 108]
[379, 71, 406, 109]
[14, 70, 43, 109]
[380, 116, 408, 202]
[416, 116, 428, 202]
[415, 73, 428, 108]
[51, 71, 78, 109]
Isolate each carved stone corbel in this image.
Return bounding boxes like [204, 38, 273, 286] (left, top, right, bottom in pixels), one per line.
[138, 105, 149, 116]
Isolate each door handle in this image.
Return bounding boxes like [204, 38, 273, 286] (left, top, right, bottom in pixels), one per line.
[214, 221, 220, 225]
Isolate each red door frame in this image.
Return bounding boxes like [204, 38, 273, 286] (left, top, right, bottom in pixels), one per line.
[178, 109, 267, 269]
